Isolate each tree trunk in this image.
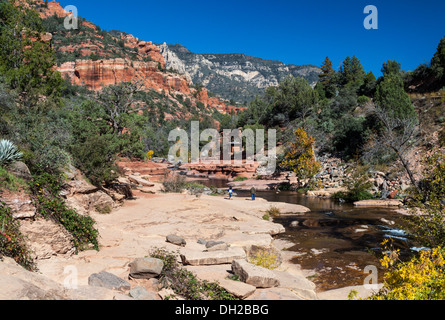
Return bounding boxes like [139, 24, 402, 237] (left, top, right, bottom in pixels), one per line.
[395, 148, 421, 195]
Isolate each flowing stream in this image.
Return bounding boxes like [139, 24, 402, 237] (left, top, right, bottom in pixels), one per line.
[193, 179, 414, 291]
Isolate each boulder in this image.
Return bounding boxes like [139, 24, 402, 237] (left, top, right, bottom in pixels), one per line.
[88, 271, 131, 291]
[231, 259, 280, 288]
[128, 175, 155, 187]
[272, 270, 317, 300]
[129, 258, 164, 279]
[2, 194, 36, 219]
[7, 161, 32, 181]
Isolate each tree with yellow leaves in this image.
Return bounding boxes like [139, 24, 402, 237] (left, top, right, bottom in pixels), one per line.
[281, 128, 321, 188]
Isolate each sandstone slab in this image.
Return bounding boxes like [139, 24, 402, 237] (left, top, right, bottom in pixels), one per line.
[246, 287, 305, 300]
[231, 259, 280, 288]
[354, 199, 403, 207]
[180, 247, 246, 266]
[218, 279, 256, 299]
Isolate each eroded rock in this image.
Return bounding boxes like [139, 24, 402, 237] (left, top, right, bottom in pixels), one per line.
[231, 259, 280, 288]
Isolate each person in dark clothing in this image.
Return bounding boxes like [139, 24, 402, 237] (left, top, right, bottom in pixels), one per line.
[250, 187, 256, 200]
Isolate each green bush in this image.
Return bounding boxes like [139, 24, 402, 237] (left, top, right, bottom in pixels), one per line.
[357, 95, 370, 105]
[0, 202, 35, 270]
[29, 170, 99, 252]
[0, 166, 26, 192]
[266, 206, 281, 217]
[332, 165, 374, 202]
[149, 248, 237, 300]
[161, 174, 187, 193]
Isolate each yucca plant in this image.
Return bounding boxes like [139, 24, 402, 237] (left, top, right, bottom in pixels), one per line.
[0, 139, 23, 167]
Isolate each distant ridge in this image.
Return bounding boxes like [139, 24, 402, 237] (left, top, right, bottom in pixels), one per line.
[159, 43, 321, 104]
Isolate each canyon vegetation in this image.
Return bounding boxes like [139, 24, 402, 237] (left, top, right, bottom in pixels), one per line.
[0, 0, 444, 300]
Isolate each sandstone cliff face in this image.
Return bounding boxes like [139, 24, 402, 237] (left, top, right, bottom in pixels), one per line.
[59, 58, 190, 94]
[33, 1, 243, 116]
[160, 43, 321, 103]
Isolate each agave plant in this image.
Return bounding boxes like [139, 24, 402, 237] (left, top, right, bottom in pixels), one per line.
[0, 139, 23, 167]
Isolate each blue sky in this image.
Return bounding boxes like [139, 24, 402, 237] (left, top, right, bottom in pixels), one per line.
[57, 0, 444, 76]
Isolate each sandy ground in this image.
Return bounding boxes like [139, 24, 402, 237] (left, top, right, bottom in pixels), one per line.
[36, 191, 308, 285]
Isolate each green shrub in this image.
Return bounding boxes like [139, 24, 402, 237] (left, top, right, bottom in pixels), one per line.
[0, 202, 35, 270]
[0, 166, 26, 192]
[29, 170, 99, 252]
[403, 153, 445, 248]
[149, 248, 238, 300]
[248, 247, 281, 270]
[161, 174, 187, 193]
[332, 165, 374, 202]
[70, 134, 119, 187]
[233, 176, 248, 182]
[357, 95, 370, 105]
[266, 206, 281, 217]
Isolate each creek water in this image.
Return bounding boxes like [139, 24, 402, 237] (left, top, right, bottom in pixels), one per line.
[193, 178, 414, 292]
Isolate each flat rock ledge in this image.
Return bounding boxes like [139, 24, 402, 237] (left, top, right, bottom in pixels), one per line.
[180, 247, 246, 266]
[231, 259, 280, 288]
[354, 199, 403, 207]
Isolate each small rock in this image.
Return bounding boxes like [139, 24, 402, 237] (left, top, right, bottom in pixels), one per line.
[88, 271, 131, 291]
[129, 286, 158, 300]
[158, 288, 176, 300]
[166, 234, 186, 247]
[113, 293, 134, 300]
[290, 221, 299, 227]
[206, 243, 229, 252]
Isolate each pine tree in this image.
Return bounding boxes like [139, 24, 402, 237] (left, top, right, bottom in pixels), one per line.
[359, 71, 377, 97]
[339, 55, 365, 87]
[375, 73, 416, 121]
[318, 57, 336, 98]
[381, 60, 402, 77]
[431, 36, 445, 82]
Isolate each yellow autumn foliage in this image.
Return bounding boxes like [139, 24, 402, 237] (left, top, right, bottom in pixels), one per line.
[368, 241, 445, 300]
[281, 128, 321, 185]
